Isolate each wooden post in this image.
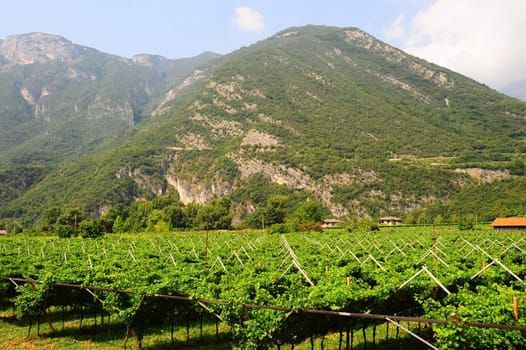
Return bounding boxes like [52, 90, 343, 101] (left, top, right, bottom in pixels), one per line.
[200, 314, 203, 341]
[204, 223, 209, 269]
[347, 276, 351, 288]
[513, 297, 519, 321]
[130, 326, 143, 350]
[242, 305, 250, 320]
[171, 320, 174, 344]
[186, 316, 190, 343]
[27, 319, 32, 337]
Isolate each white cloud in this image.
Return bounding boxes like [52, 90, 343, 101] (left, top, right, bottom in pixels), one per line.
[383, 14, 406, 41]
[233, 6, 265, 32]
[385, 0, 526, 89]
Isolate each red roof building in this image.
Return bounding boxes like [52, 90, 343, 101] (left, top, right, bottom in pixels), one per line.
[491, 217, 526, 231]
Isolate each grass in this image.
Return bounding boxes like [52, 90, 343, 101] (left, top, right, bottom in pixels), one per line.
[292, 322, 432, 350]
[0, 306, 433, 349]
[0, 307, 232, 349]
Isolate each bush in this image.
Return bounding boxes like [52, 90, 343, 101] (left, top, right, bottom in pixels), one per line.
[369, 223, 380, 231]
[458, 221, 473, 231]
[54, 224, 75, 238]
[267, 223, 292, 234]
[78, 220, 103, 238]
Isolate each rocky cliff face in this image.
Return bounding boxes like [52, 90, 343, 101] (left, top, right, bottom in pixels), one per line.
[0, 33, 219, 166]
[0, 33, 92, 67]
[149, 25, 526, 219]
[0, 33, 173, 69]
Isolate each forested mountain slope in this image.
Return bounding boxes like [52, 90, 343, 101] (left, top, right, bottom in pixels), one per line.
[0, 33, 219, 217]
[0, 33, 219, 166]
[1, 26, 525, 223]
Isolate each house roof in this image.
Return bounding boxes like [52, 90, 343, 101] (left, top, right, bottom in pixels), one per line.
[323, 219, 344, 224]
[380, 216, 402, 221]
[491, 217, 526, 227]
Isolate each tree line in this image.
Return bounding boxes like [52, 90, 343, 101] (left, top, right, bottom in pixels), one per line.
[0, 194, 331, 237]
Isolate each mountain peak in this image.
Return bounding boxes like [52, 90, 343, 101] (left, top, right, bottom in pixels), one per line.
[0, 32, 86, 65]
[272, 25, 367, 40]
[132, 53, 171, 66]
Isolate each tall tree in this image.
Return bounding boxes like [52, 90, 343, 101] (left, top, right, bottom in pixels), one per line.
[290, 200, 329, 232]
[196, 198, 233, 230]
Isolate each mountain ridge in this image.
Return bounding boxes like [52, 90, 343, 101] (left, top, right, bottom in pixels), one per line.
[0, 32, 221, 168]
[0, 25, 525, 224]
[0, 32, 87, 66]
[0, 32, 221, 67]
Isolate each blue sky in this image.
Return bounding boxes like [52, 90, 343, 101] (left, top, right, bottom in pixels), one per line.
[1, 1, 525, 90]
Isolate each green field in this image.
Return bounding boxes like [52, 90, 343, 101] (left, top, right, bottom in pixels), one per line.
[1, 227, 526, 349]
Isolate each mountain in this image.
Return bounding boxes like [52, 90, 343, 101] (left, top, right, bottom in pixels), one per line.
[1, 26, 525, 223]
[0, 32, 220, 167]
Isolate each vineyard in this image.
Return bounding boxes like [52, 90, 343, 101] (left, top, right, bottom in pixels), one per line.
[1, 228, 526, 349]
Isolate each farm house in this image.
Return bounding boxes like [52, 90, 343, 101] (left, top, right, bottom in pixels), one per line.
[491, 217, 526, 231]
[322, 219, 344, 228]
[379, 216, 402, 225]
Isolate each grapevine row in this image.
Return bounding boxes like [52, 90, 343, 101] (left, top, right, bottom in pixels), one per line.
[1, 229, 526, 348]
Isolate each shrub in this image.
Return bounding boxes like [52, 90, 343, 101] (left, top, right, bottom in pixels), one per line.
[268, 223, 292, 234]
[78, 220, 103, 238]
[54, 224, 75, 238]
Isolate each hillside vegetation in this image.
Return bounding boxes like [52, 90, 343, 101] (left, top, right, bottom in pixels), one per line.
[1, 26, 525, 226]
